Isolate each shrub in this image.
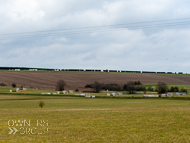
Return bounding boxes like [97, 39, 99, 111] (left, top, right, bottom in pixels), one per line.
[85, 83, 121, 91]
[12, 83, 16, 88]
[115, 85, 122, 91]
[0, 83, 6, 86]
[102, 83, 120, 91]
[39, 101, 45, 108]
[75, 89, 79, 92]
[134, 81, 142, 85]
[135, 86, 146, 91]
[180, 89, 187, 93]
[168, 86, 179, 92]
[85, 84, 93, 88]
[147, 86, 154, 91]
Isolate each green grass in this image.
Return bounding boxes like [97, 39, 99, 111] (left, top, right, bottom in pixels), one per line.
[141, 84, 190, 93]
[1, 84, 190, 98]
[1, 94, 190, 142]
[0, 86, 57, 94]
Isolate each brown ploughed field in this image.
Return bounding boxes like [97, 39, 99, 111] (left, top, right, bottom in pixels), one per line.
[0, 71, 190, 91]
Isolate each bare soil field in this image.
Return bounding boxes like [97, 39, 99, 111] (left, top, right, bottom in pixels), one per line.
[0, 71, 190, 91]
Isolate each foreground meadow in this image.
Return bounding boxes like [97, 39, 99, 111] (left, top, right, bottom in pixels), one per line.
[0, 95, 190, 142]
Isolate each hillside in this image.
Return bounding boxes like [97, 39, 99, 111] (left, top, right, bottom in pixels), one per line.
[0, 71, 190, 91]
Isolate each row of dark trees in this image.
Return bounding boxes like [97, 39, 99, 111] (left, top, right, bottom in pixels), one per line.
[143, 82, 187, 94]
[85, 83, 122, 91]
[54, 79, 188, 94]
[85, 81, 144, 93]
[2, 79, 187, 95]
[0, 83, 6, 86]
[85, 81, 188, 94]
[147, 83, 187, 93]
[0, 82, 16, 87]
[123, 81, 146, 94]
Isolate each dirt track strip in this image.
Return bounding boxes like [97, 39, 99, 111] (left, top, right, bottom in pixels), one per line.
[0, 71, 190, 90]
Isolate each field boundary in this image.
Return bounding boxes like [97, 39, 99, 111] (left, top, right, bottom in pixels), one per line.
[1, 93, 190, 100]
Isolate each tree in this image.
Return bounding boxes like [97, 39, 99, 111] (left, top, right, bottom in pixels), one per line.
[12, 83, 16, 88]
[142, 86, 146, 94]
[169, 86, 179, 92]
[115, 84, 122, 91]
[137, 81, 142, 85]
[123, 81, 135, 94]
[170, 86, 174, 92]
[147, 86, 154, 91]
[92, 81, 102, 93]
[134, 81, 142, 85]
[174, 87, 179, 92]
[155, 82, 168, 94]
[134, 80, 142, 85]
[55, 80, 66, 91]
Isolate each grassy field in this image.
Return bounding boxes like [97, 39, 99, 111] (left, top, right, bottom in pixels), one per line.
[139, 84, 190, 93]
[1, 85, 190, 99]
[1, 93, 190, 142]
[0, 86, 55, 94]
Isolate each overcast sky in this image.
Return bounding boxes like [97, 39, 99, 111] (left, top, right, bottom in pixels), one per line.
[0, 0, 190, 73]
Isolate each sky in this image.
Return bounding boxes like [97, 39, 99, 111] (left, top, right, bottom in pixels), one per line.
[0, 0, 190, 73]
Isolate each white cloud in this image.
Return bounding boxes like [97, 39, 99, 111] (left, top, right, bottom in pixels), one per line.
[0, 0, 190, 73]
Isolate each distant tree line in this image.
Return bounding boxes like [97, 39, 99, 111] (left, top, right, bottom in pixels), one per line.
[85, 83, 122, 91]
[123, 81, 146, 94]
[85, 81, 188, 94]
[153, 83, 187, 93]
[85, 81, 144, 93]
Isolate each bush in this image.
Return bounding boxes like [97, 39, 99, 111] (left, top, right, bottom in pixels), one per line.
[168, 86, 179, 92]
[135, 86, 146, 91]
[12, 83, 16, 88]
[75, 89, 79, 92]
[180, 89, 187, 93]
[39, 101, 45, 108]
[147, 86, 154, 91]
[0, 83, 6, 86]
[85, 83, 122, 91]
[115, 85, 122, 91]
[55, 80, 66, 91]
[134, 81, 142, 85]
[102, 83, 120, 91]
[85, 84, 93, 88]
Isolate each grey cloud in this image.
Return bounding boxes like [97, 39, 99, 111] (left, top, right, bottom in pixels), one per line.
[0, 0, 190, 73]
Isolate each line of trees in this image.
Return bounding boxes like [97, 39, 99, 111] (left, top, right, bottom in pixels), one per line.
[54, 79, 187, 94]
[85, 81, 188, 94]
[85, 81, 145, 93]
[123, 81, 146, 94]
[144, 82, 187, 94]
